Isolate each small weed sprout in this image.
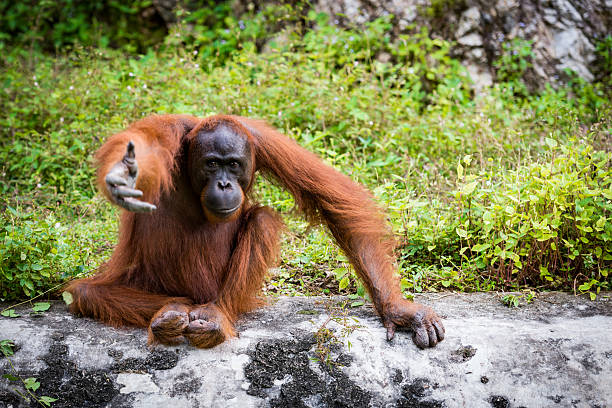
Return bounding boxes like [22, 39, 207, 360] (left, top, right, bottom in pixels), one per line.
[1, 340, 57, 407]
[313, 301, 363, 368]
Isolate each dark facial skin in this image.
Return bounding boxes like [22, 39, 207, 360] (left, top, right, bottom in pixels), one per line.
[188, 125, 253, 221]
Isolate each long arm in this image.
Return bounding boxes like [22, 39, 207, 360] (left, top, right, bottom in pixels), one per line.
[237, 118, 399, 312]
[95, 114, 200, 206]
[67, 114, 201, 328]
[236, 117, 445, 348]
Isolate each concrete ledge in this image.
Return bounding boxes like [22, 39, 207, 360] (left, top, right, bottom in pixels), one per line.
[1, 293, 611, 407]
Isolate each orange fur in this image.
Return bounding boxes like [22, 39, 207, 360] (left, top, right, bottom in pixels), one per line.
[67, 114, 406, 348]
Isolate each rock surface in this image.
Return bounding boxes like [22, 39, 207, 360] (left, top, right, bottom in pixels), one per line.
[153, 0, 611, 89]
[315, 0, 612, 89]
[1, 293, 611, 407]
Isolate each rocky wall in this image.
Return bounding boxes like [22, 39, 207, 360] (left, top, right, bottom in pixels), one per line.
[314, 0, 612, 90]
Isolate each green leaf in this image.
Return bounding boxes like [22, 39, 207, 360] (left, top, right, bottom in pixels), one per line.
[456, 161, 464, 178]
[0, 340, 15, 357]
[39, 396, 58, 406]
[31, 264, 43, 271]
[350, 300, 364, 307]
[62, 291, 74, 305]
[595, 247, 603, 258]
[1, 309, 20, 318]
[40, 396, 58, 406]
[462, 181, 478, 195]
[24, 377, 40, 392]
[471, 243, 491, 252]
[589, 292, 597, 301]
[32, 302, 51, 312]
[333, 267, 347, 280]
[456, 228, 468, 238]
[2, 374, 19, 381]
[545, 137, 558, 148]
[339, 276, 350, 290]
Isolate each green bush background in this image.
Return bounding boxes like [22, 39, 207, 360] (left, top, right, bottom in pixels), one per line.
[0, 2, 610, 301]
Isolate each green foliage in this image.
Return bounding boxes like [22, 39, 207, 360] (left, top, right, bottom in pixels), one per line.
[62, 290, 74, 305]
[32, 302, 51, 313]
[313, 301, 362, 367]
[423, 0, 466, 19]
[595, 35, 612, 86]
[400, 136, 612, 295]
[494, 38, 534, 97]
[0, 339, 15, 357]
[454, 140, 610, 291]
[1, 208, 71, 299]
[501, 291, 534, 308]
[1, 309, 20, 318]
[0, 0, 167, 53]
[0, 201, 115, 301]
[0, 6, 610, 301]
[171, 2, 307, 67]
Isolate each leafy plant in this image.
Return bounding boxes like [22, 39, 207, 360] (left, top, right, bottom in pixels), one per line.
[313, 301, 362, 367]
[0, 6, 610, 301]
[501, 291, 535, 307]
[594, 35, 612, 86]
[0, 0, 167, 53]
[401, 136, 611, 296]
[1, 309, 20, 318]
[1, 345, 58, 407]
[0, 202, 114, 301]
[494, 38, 534, 96]
[0, 339, 15, 356]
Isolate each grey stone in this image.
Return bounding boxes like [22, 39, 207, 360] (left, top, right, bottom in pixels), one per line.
[542, 7, 559, 25]
[466, 47, 486, 62]
[117, 373, 160, 394]
[458, 33, 484, 47]
[495, 0, 518, 13]
[1, 293, 611, 407]
[456, 7, 481, 38]
[314, 0, 428, 29]
[465, 63, 493, 92]
[552, 27, 596, 81]
[377, 51, 392, 63]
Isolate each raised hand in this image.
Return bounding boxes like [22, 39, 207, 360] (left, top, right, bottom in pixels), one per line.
[104, 141, 157, 212]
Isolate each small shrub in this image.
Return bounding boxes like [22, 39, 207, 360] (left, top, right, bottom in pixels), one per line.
[0, 201, 116, 301]
[450, 139, 610, 294]
[0, 207, 72, 299]
[0, 7, 610, 300]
